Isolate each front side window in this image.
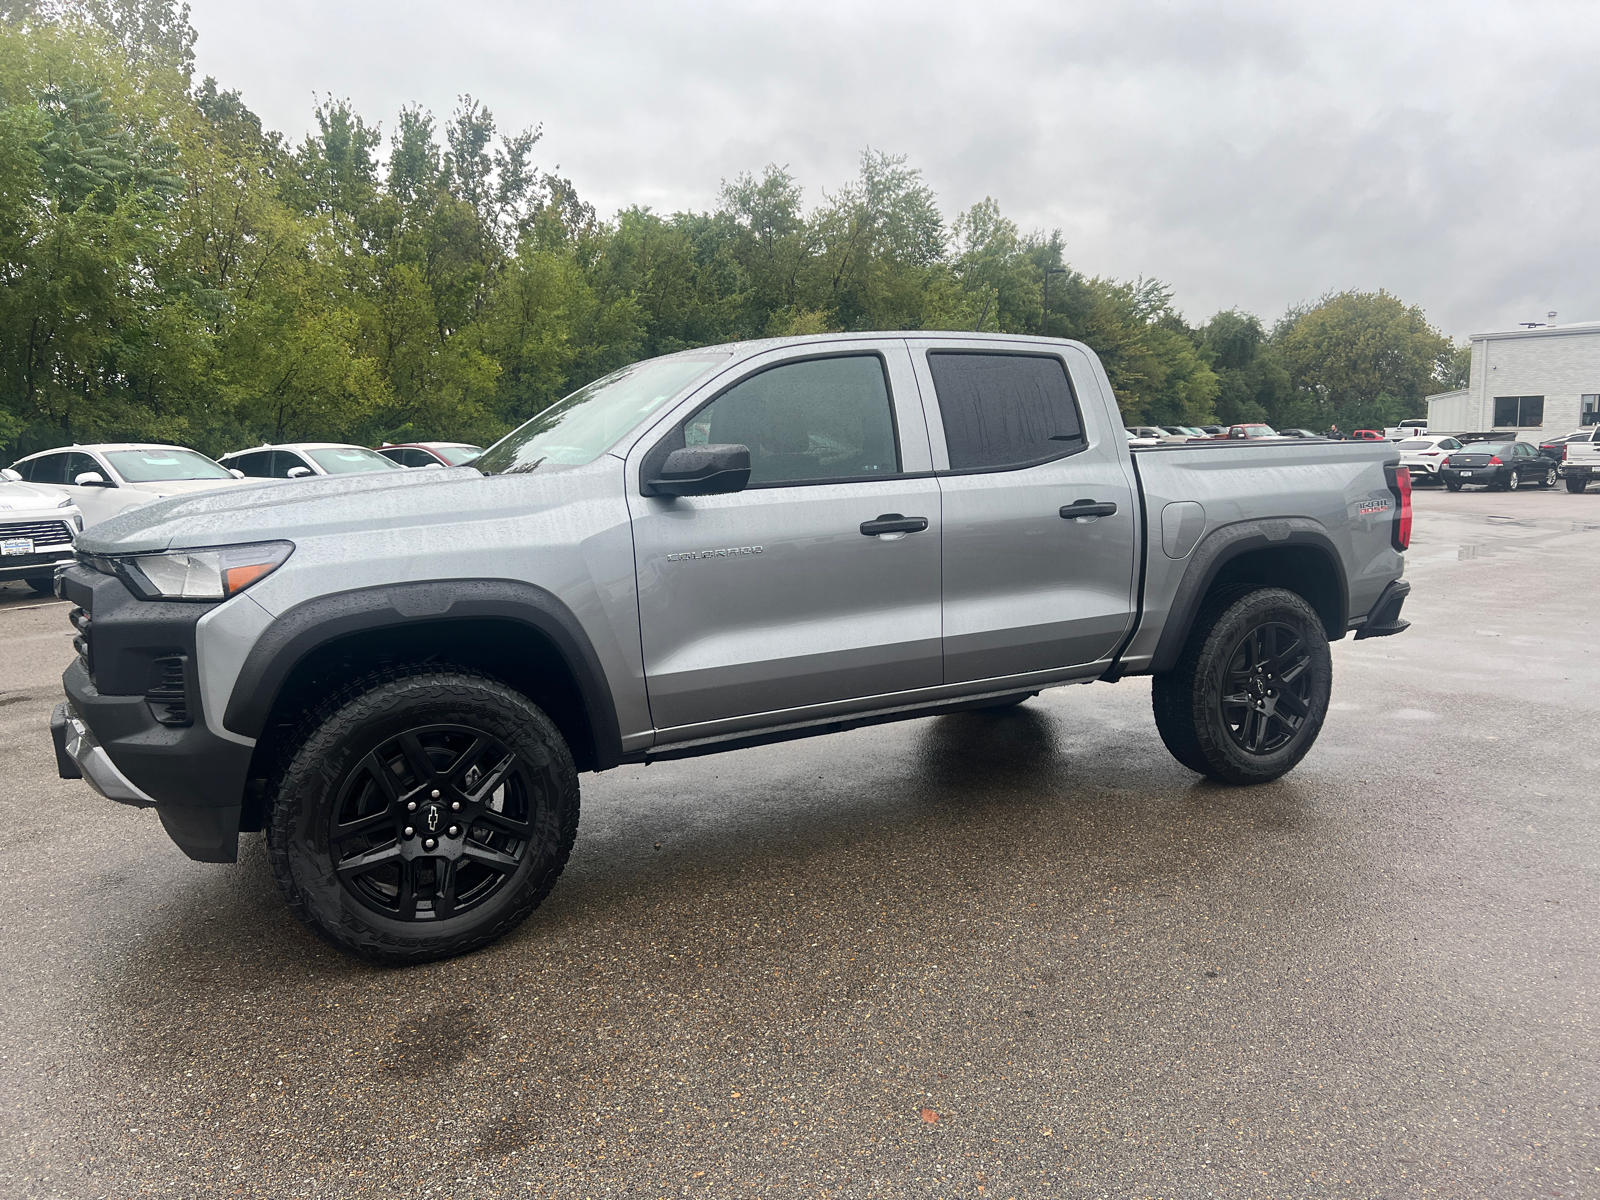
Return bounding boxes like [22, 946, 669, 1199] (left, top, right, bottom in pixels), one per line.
[66, 452, 106, 482]
[681, 355, 900, 487]
[477, 353, 730, 475]
[927, 352, 1084, 472]
[104, 447, 231, 482]
[228, 451, 273, 477]
[305, 446, 399, 474]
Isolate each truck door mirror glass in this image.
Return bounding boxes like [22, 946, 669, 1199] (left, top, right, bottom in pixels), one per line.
[646, 444, 751, 496]
[73, 471, 112, 487]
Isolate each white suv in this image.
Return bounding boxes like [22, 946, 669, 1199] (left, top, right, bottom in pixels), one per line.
[7, 444, 252, 527]
[219, 443, 402, 480]
[1397, 435, 1463, 483]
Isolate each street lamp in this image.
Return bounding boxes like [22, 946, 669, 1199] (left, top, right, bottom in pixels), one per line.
[1042, 266, 1067, 338]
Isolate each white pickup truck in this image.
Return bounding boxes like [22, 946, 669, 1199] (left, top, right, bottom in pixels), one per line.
[1558, 428, 1600, 492]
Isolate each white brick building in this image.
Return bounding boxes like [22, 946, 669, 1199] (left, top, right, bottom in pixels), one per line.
[1427, 322, 1600, 434]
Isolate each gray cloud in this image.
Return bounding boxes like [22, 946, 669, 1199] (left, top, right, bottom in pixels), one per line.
[189, 0, 1600, 337]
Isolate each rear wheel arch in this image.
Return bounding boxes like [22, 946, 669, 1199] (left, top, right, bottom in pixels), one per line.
[1149, 521, 1348, 675]
[228, 581, 623, 792]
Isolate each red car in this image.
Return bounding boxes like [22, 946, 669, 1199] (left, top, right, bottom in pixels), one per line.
[1353, 430, 1386, 441]
[375, 441, 484, 468]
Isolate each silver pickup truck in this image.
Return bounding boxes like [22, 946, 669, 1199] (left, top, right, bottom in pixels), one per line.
[48, 333, 1412, 963]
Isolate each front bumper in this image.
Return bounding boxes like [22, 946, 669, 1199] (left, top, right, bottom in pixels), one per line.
[52, 562, 254, 863]
[0, 547, 74, 582]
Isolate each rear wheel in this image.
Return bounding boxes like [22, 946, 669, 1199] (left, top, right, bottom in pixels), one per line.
[267, 667, 579, 965]
[1569, 477, 1590, 494]
[1151, 587, 1332, 785]
[1503, 470, 1520, 492]
[1445, 479, 1463, 492]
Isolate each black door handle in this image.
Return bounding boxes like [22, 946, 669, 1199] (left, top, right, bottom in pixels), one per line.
[1060, 500, 1118, 519]
[860, 513, 929, 536]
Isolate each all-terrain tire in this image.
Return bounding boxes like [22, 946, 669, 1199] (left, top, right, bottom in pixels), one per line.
[1150, 587, 1332, 785]
[266, 667, 579, 965]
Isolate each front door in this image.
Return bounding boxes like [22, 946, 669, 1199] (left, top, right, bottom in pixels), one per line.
[908, 341, 1139, 683]
[629, 345, 943, 734]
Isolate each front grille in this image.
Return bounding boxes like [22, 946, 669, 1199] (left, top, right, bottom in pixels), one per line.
[145, 655, 191, 726]
[0, 518, 73, 547]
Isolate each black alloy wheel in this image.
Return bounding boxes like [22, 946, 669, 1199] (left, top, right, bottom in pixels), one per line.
[268, 667, 579, 964]
[1217, 621, 1315, 756]
[328, 725, 540, 923]
[1152, 586, 1332, 785]
[1542, 467, 1558, 488]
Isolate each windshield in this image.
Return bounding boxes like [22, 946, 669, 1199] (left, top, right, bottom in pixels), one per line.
[433, 444, 484, 466]
[475, 353, 730, 475]
[104, 448, 233, 482]
[307, 446, 401, 474]
[1242, 425, 1277, 437]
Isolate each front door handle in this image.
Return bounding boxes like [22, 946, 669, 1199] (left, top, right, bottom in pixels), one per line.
[1060, 500, 1118, 519]
[860, 513, 930, 536]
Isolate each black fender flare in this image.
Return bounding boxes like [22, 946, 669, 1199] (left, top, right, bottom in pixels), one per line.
[1148, 518, 1349, 674]
[222, 579, 624, 769]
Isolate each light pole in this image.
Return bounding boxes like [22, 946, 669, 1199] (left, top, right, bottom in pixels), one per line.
[1042, 266, 1066, 338]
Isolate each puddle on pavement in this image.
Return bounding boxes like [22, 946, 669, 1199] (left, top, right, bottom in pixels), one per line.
[1459, 543, 1490, 559]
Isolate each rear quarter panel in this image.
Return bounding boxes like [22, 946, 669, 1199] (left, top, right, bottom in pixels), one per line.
[1122, 440, 1403, 670]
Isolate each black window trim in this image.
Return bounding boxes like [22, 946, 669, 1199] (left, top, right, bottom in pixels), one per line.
[640, 349, 912, 494]
[923, 348, 1091, 477]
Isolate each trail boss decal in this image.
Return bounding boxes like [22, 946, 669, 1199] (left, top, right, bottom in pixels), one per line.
[1359, 498, 1391, 515]
[666, 545, 764, 562]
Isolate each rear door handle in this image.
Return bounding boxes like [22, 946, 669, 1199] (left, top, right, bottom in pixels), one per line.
[1060, 500, 1118, 519]
[860, 513, 930, 536]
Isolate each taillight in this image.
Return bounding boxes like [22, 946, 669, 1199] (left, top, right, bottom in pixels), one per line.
[1386, 464, 1412, 552]
[1487, 455, 1503, 465]
[1564, 444, 1570, 461]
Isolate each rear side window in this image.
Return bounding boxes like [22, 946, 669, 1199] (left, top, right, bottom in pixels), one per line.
[927, 352, 1084, 471]
[17, 454, 65, 483]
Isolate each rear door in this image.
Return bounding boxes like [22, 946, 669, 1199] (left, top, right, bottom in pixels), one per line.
[628, 343, 943, 734]
[908, 340, 1139, 683]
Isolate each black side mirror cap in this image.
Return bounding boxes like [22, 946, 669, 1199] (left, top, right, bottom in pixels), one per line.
[644, 444, 752, 497]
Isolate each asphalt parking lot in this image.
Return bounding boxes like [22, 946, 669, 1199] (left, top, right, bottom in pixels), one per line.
[1, 486, 1596, 1200]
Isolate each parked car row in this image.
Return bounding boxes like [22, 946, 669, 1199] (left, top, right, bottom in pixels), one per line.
[0, 441, 485, 581]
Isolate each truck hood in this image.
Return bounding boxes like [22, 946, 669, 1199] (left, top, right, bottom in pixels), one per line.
[76, 466, 487, 555]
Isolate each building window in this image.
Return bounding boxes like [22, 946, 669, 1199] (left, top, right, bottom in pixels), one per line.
[1583, 395, 1600, 426]
[1493, 395, 1545, 426]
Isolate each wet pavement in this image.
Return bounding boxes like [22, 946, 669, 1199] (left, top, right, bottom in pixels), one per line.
[1, 487, 1596, 1199]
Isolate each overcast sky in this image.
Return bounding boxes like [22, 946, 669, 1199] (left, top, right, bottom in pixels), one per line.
[187, 0, 1598, 340]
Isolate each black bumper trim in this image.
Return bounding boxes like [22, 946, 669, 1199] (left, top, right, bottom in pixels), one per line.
[1355, 579, 1411, 640]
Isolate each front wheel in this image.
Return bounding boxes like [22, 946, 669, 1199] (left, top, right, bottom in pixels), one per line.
[1541, 467, 1558, 488]
[1151, 587, 1332, 785]
[1569, 477, 1589, 494]
[23, 576, 54, 596]
[267, 668, 579, 964]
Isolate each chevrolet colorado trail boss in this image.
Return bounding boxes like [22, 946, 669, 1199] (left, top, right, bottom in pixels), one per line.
[49, 333, 1413, 963]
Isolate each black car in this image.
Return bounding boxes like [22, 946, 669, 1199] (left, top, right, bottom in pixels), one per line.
[1537, 431, 1587, 460]
[1440, 441, 1558, 492]
[1278, 427, 1321, 438]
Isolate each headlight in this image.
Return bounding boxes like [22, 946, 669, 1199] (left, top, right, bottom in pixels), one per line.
[56, 496, 73, 508]
[109, 541, 294, 601]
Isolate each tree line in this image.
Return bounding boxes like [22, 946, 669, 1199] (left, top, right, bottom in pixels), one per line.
[0, 1, 1468, 461]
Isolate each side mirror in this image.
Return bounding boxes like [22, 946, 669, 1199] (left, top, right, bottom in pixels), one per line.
[228, 468, 245, 479]
[73, 471, 112, 487]
[0, 468, 20, 482]
[285, 466, 312, 479]
[645, 444, 751, 497]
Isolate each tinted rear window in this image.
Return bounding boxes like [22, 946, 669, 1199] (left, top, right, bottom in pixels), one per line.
[1397, 439, 1433, 450]
[927, 353, 1083, 471]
